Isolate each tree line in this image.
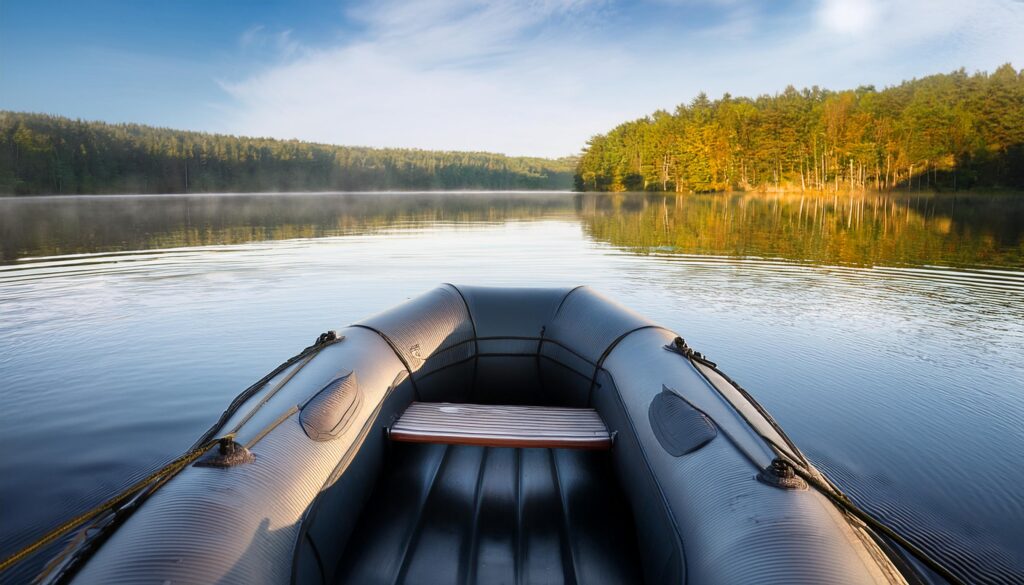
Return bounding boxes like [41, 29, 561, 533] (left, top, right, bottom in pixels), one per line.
[575, 65, 1024, 193]
[0, 112, 575, 195]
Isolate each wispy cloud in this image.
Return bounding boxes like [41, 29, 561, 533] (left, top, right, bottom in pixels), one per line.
[237, 24, 302, 60]
[818, 0, 879, 36]
[215, 0, 1024, 157]
[239, 25, 266, 48]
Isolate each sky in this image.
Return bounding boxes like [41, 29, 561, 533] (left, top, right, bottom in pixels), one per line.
[1, 0, 1022, 158]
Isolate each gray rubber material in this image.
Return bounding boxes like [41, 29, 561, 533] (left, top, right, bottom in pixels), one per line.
[649, 386, 718, 456]
[300, 371, 360, 442]
[335, 442, 644, 585]
[60, 286, 912, 585]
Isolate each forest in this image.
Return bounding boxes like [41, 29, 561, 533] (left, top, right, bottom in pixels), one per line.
[576, 65, 1024, 193]
[0, 113, 575, 195]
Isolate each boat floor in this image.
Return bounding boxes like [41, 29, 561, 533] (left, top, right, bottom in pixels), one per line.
[335, 442, 645, 585]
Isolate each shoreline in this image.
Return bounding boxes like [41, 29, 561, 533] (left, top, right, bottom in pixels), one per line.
[0, 189, 578, 200]
[4, 188, 1023, 199]
[574, 187, 1024, 197]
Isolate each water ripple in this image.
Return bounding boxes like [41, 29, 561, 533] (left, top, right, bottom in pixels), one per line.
[1, 197, 1022, 583]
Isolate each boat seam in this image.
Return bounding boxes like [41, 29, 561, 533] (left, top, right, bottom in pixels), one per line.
[549, 449, 580, 585]
[464, 447, 490, 585]
[514, 447, 523, 585]
[602, 369, 688, 584]
[350, 324, 421, 400]
[393, 444, 454, 585]
[587, 325, 670, 406]
[443, 283, 481, 402]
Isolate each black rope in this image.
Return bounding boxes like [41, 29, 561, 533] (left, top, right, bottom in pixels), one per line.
[777, 451, 966, 585]
[192, 332, 342, 449]
[10, 331, 344, 581]
[671, 339, 966, 585]
[0, 437, 223, 575]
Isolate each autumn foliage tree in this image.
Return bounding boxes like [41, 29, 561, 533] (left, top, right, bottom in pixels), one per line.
[576, 66, 1024, 192]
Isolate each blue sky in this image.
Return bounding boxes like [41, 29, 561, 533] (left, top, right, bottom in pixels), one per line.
[2, 0, 1022, 157]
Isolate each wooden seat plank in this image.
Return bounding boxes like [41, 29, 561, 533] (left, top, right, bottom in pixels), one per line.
[389, 402, 612, 449]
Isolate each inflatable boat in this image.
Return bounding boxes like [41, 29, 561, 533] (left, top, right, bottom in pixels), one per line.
[43, 285, 926, 584]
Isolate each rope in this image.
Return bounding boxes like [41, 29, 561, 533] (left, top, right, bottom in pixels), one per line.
[674, 342, 967, 585]
[191, 333, 342, 450]
[0, 436, 224, 574]
[1, 330, 344, 578]
[3, 329, 965, 584]
[774, 450, 968, 585]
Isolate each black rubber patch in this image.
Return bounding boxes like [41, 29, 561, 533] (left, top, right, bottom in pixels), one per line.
[300, 371, 361, 441]
[649, 386, 717, 456]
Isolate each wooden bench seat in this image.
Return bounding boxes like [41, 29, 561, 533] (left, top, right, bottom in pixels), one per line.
[389, 402, 612, 450]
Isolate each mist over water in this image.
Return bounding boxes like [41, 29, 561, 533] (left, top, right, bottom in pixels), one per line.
[0, 192, 1022, 583]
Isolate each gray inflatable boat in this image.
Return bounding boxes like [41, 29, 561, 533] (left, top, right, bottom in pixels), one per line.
[47, 286, 925, 584]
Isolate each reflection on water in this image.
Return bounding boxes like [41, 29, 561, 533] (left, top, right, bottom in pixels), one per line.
[0, 192, 574, 263]
[2, 191, 1022, 268]
[578, 191, 1024, 268]
[0, 192, 1022, 583]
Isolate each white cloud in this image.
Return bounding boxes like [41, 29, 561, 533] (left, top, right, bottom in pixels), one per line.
[818, 0, 879, 36]
[218, 0, 626, 156]
[214, 0, 1024, 157]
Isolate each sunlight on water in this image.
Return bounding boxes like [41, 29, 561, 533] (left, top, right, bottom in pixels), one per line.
[1, 192, 1022, 582]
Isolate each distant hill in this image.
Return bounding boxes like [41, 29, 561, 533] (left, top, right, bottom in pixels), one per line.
[576, 65, 1024, 192]
[0, 112, 575, 195]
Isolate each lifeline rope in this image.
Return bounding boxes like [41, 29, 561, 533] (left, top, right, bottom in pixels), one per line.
[0, 435, 225, 574]
[1, 331, 344, 578]
[675, 340, 968, 585]
[775, 450, 968, 585]
[3, 332, 967, 584]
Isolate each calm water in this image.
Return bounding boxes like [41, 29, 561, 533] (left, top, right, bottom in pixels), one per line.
[1, 191, 1022, 583]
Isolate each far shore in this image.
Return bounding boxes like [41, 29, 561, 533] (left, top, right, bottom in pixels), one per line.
[3, 187, 1022, 199]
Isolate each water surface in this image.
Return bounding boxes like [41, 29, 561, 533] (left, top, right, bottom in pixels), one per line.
[1, 191, 1022, 583]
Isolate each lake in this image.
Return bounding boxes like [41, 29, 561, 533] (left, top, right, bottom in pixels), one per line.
[1, 191, 1022, 583]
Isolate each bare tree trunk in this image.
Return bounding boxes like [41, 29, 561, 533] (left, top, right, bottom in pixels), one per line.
[823, 149, 828, 191]
[813, 151, 819, 190]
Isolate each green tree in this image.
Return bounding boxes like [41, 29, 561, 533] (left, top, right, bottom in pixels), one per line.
[576, 66, 1024, 193]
